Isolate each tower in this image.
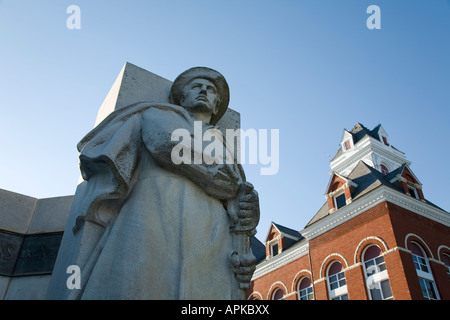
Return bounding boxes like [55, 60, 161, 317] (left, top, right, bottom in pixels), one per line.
[330, 123, 409, 177]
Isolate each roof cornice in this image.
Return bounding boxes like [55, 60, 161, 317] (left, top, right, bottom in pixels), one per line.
[252, 241, 309, 280]
[330, 137, 410, 175]
[301, 186, 450, 241]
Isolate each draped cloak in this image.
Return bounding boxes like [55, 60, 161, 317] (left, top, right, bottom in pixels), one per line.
[50, 102, 244, 299]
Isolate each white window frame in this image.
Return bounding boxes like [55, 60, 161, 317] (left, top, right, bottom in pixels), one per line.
[327, 263, 348, 300]
[379, 163, 390, 175]
[362, 246, 393, 300]
[272, 288, 284, 300]
[269, 241, 279, 257]
[408, 186, 419, 199]
[410, 242, 440, 300]
[333, 191, 346, 210]
[297, 277, 314, 300]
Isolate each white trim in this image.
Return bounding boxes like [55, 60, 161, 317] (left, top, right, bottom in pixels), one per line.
[326, 263, 348, 299]
[354, 236, 389, 264]
[291, 270, 313, 292]
[330, 135, 409, 176]
[267, 281, 288, 300]
[301, 186, 450, 241]
[247, 291, 263, 300]
[333, 190, 346, 210]
[252, 242, 309, 280]
[269, 241, 278, 257]
[263, 223, 280, 246]
[437, 245, 450, 263]
[405, 233, 435, 260]
[319, 253, 348, 278]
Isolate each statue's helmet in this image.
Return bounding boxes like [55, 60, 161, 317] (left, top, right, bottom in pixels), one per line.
[169, 67, 230, 125]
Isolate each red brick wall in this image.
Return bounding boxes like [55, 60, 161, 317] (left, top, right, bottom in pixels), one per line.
[387, 202, 450, 299]
[249, 253, 311, 300]
[250, 200, 450, 300]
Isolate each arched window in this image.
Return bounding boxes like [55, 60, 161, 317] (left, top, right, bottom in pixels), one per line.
[363, 245, 393, 300]
[327, 261, 348, 300]
[272, 288, 284, 300]
[297, 277, 314, 300]
[442, 253, 450, 279]
[380, 164, 389, 175]
[409, 242, 440, 300]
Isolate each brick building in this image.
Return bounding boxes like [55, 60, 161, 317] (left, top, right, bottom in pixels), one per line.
[249, 123, 450, 300]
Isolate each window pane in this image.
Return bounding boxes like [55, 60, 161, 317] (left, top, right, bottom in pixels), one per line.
[364, 246, 381, 261]
[299, 277, 311, 290]
[345, 140, 351, 150]
[410, 243, 424, 257]
[420, 279, 437, 300]
[328, 262, 343, 275]
[299, 286, 314, 300]
[335, 193, 346, 209]
[419, 278, 428, 298]
[375, 256, 384, 265]
[273, 288, 284, 300]
[408, 187, 417, 199]
[370, 286, 383, 300]
[365, 260, 375, 269]
[271, 243, 278, 256]
[380, 280, 393, 299]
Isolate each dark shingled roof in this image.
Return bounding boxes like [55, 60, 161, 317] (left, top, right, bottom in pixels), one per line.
[331, 123, 402, 161]
[272, 222, 302, 239]
[305, 160, 448, 228]
[251, 236, 267, 264]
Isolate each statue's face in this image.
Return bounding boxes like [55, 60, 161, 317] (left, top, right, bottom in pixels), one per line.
[180, 78, 219, 116]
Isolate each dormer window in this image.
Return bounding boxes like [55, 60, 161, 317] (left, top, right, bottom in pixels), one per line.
[326, 174, 358, 213]
[270, 242, 279, 257]
[334, 192, 346, 210]
[380, 164, 389, 175]
[381, 136, 389, 146]
[408, 186, 418, 199]
[344, 140, 351, 151]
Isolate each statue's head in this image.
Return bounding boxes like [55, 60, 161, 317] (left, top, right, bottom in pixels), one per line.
[169, 67, 229, 125]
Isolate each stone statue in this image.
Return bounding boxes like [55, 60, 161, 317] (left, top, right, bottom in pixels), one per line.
[47, 67, 260, 300]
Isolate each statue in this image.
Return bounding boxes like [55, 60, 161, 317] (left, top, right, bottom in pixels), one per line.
[47, 67, 260, 300]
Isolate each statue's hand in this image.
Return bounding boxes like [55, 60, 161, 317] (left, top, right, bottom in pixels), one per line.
[230, 251, 256, 290]
[235, 182, 260, 232]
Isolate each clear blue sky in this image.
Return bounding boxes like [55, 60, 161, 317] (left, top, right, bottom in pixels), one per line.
[1, 1, 449, 242]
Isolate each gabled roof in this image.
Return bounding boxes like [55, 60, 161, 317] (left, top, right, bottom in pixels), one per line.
[305, 160, 444, 228]
[251, 236, 267, 264]
[386, 163, 422, 185]
[331, 123, 402, 161]
[272, 222, 302, 240]
[263, 222, 304, 254]
[324, 172, 358, 195]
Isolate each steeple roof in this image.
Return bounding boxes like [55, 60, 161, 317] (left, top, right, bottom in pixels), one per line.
[305, 160, 446, 228]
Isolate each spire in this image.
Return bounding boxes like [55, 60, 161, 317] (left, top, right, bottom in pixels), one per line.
[330, 123, 409, 177]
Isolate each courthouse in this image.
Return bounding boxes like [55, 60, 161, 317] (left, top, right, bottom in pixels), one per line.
[249, 123, 450, 300]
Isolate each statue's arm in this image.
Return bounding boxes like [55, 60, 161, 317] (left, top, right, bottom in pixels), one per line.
[141, 108, 241, 200]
